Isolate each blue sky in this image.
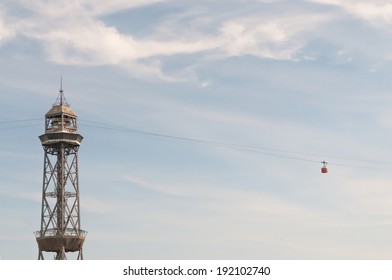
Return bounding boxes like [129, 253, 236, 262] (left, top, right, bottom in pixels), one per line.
[2, 0, 392, 259]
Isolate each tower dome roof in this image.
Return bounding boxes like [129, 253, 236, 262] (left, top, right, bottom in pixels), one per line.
[46, 104, 77, 117]
[46, 82, 77, 117]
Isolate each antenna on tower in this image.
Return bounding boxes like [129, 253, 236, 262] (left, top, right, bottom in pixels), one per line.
[55, 76, 69, 106]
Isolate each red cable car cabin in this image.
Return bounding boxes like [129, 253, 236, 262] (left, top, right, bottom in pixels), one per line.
[321, 161, 328, 173]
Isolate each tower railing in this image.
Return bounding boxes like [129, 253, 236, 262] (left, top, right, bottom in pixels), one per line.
[39, 133, 83, 145]
[34, 228, 87, 238]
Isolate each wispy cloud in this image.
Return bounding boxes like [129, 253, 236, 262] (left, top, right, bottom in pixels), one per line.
[1, 0, 335, 81]
[3, 0, 380, 82]
[123, 174, 228, 198]
[310, 0, 392, 28]
[90, 170, 392, 258]
[0, 10, 15, 45]
[83, 196, 114, 214]
[17, 0, 164, 17]
[216, 13, 328, 60]
[0, 189, 40, 202]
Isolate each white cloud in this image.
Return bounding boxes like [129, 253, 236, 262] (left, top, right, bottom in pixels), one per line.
[347, 3, 392, 27]
[17, 0, 164, 17]
[1, 0, 335, 81]
[29, 19, 138, 65]
[11, 3, 217, 80]
[78, 0, 165, 16]
[216, 15, 324, 60]
[310, 0, 392, 28]
[2, 0, 388, 82]
[0, 13, 15, 45]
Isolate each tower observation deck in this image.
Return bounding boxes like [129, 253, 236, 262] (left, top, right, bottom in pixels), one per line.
[35, 85, 86, 260]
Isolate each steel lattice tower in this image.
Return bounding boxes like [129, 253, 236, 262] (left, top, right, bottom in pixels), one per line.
[35, 85, 86, 260]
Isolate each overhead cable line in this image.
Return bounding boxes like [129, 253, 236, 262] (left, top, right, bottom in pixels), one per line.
[1, 117, 392, 170]
[0, 123, 41, 131]
[0, 118, 41, 124]
[78, 119, 392, 170]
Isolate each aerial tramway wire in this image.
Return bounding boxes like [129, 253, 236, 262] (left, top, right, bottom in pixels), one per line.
[0, 118, 41, 131]
[77, 120, 392, 171]
[0, 118, 41, 124]
[1, 117, 392, 170]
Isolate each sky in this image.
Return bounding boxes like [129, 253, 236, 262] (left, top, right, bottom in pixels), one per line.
[1, 0, 392, 260]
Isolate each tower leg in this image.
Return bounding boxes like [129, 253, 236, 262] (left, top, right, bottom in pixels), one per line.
[55, 246, 67, 260]
[77, 249, 83, 260]
[38, 250, 44, 260]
